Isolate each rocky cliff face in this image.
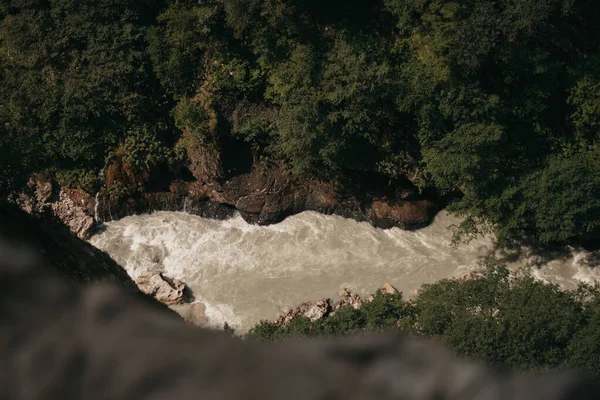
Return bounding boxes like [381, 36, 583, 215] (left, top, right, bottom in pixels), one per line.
[95, 161, 440, 231]
[8, 158, 441, 241]
[0, 243, 598, 400]
[7, 177, 96, 239]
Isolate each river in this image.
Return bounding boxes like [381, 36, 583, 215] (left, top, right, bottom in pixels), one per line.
[89, 211, 600, 332]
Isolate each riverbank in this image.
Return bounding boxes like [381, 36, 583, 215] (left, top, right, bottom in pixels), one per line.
[9, 162, 442, 240]
[89, 210, 600, 333]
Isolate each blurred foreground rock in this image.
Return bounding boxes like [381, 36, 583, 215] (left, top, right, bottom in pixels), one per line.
[1, 241, 599, 400]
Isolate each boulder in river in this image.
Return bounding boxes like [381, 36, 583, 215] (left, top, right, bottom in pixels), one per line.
[136, 273, 188, 305]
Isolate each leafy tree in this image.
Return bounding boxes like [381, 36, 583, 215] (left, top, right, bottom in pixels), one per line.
[0, 0, 169, 189]
[249, 262, 600, 377]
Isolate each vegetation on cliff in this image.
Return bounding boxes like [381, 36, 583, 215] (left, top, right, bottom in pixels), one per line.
[248, 261, 600, 378]
[2, 0, 600, 246]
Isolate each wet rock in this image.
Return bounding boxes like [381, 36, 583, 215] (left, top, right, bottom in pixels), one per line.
[15, 157, 442, 233]
[367, 199, 438, 230]
[136, 273, 188, 306]
[236, 194, 266, 214]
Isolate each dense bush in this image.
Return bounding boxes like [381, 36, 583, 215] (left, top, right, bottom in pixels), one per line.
[2, 0, 600, 245]
[248, 262, 600, 378]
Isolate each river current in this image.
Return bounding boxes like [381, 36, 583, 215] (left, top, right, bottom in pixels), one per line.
[89, 211, 600, 332]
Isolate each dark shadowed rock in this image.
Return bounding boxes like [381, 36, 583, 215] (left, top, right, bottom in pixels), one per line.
[13, 161, 441, 234]
[0, 204, 177, 317]
[367, 199, 438, 230]
[91, 162, 440, 231]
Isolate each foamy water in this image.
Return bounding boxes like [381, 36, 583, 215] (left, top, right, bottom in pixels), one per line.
[89, 211, 600, 332]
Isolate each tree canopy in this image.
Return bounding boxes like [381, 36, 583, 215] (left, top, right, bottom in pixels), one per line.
[2, 0, 600, 246]
[248, 262, 600, 378]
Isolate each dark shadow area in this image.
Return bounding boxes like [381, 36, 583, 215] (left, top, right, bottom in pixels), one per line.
[0, 202, 178, 317]
[494, 236, 600, 270]
[220, 136, 254, 180]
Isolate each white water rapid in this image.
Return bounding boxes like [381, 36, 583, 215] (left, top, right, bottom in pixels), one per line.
[89, 211, 600, 332]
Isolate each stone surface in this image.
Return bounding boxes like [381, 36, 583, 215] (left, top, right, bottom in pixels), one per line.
[338, 287, 363, 310]
[9, 177, 96, 239]
[381, 283, 399, 295]
[136, 273, 188, 306]
[304, 299, 332, 322]
[50, 191, 95, 239]
[367, 199, 438, 230]
[2, 249, 600, 400]
[13, 158, 441, 233]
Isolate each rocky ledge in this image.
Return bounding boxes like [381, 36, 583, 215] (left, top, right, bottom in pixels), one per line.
[275, 283, 401, 325]
[136, 273, 189, 306]
[10, 162, 440, 239]
[8, 177, 96, 239]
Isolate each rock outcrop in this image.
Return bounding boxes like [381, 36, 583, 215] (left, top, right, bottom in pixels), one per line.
[1, 243, 599, 400]
[381, 282, 399, 295]
[338, 287, 363, 310]
[8, 177, 96, 239]
[95, 162, 439, 231]
[276, 284, 404, 325]
[305, 299, 333, 322]
[11, 161, 440, 238]
[277, 287, 371, 325]
[136, 273, 189, 306]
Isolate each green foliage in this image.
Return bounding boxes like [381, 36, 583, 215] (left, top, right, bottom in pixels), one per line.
[52, 168, 99, 193]
[121, 125, 174, 171]
[249, 262, 600, 377]
[248, 289, 408, 341]
[413, 263, 582, 371]
[0, 0, 169, 189]
[519, 151, 600, 244]
[2, 0, 600, 245]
